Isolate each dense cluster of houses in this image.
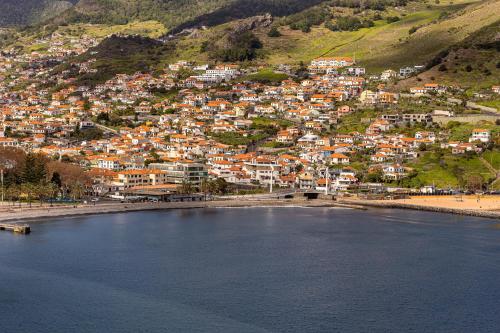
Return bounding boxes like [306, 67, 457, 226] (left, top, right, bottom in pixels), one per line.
[0, 34, 497, 198]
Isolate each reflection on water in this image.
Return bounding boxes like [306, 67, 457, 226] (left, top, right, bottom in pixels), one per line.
[0, 207, 499, 333]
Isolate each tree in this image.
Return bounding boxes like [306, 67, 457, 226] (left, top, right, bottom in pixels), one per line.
[21, 153, 46, 184]
[21, 183, 36, 208]
[214, 178, 228, 195]
[365, 169, 384, 183]
[178, 181, 194, 195]
[35, 182, 52, 207]
[5, 185, 20, 206]
[336, 17, 362, 31]
[46, 182, 59, 206]
[51, 171, 62, 188]
[200, 179, 210, 198]
[96, 112, 110, 124]
[149, 150, 161, 162]
[47, 161, 90, 191]
[70, 181, 85, 200]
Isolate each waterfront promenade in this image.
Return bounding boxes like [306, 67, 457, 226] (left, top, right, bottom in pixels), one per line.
[0, 195, 498, 224]
[0, 199, 357, 224]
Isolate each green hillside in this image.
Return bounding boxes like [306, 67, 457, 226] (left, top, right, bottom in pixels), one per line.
[0, 0, 76, 27]
[4, 0, 498, 92]
[258, 0, 498, 70]
[165, 0, 498, 73]
[53, 35, 175, 86]
[395, 19, 499, 92]
[49, 0, 328, 32]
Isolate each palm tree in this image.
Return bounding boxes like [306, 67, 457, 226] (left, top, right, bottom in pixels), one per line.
[178, 181, 194, 195]
[200, 179, 210, 200]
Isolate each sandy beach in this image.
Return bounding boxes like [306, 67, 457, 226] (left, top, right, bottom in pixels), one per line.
[393, 195, 499, 211]
[340, 195, 500, 219]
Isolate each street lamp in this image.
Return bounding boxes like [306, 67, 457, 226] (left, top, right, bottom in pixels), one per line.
[1, 169, 4, 205]
[325, 167, 329, 196]
[270, 164, 274, 194]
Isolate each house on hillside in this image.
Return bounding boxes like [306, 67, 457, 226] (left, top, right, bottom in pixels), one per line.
[469, 129, 490, 143]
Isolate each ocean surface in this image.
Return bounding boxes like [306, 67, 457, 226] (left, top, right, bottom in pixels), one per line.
[1, 207, 500, 332]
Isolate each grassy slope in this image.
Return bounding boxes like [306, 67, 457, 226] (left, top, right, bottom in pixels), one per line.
[61, 21, 168, 39]
[242, 69, 289, 83]
[482, 150, 500, 170]
[9, 0, 498, 71]
[258, 0, 498, 71]
[395, 17, 499, 92]
[396, 48, 499, 91]
[258, 6, 442, 69]
[357, 0, 499, 70]
[169, 0, 497, 72]
[408, 150, 497, 188]
[448, 121, 499, 141]
[12, 20, 167, 53]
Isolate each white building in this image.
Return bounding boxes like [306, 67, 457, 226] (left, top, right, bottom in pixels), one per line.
[469, 129, 490, 143]
[310, 57, 355, 68]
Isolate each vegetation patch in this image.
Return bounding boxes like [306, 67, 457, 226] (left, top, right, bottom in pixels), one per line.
[244, 69, 289, 84]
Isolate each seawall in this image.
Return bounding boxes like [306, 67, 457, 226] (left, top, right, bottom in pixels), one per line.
[0, 200, 363, 224]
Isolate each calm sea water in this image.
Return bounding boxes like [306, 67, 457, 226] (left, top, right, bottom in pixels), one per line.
[1, 207, 500, 332]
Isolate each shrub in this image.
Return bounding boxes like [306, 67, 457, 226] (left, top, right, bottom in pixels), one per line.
[267, 26, 281, 37]
[386, 16, 400, 23]
[438, 64, 447, 71]
[211, 32, 263, 62]
[336, 17, 362, 31]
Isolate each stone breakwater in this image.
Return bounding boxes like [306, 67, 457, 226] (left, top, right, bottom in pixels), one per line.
[339, 199, 500, 219]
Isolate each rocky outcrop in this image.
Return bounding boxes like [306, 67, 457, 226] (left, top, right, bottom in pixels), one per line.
[232, 13, 273, 34]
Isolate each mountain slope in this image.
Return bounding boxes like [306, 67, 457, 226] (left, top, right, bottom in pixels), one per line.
[0, 0, 76, 27]
[167, 0, 498, 73]
[4, 0, 497, 93]
[47, 0, 328, 33]
[395, 19, 500, 91]
[53, 35, 175, 86]
[260, 0, 499, 70]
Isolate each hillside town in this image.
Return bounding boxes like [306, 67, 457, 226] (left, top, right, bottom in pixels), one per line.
[0, 33, 498, 202]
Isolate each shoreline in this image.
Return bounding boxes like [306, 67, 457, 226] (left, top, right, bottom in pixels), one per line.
[0, 200, 365, 224]
[0, 197, 498, 224]
[338, 198, 500, 219]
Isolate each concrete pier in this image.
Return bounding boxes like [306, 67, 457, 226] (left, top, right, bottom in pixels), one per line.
[0, 223, 31, 234]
